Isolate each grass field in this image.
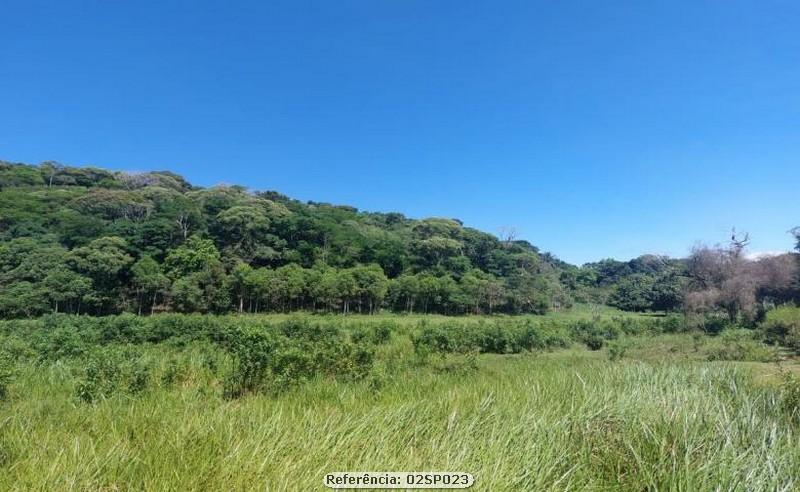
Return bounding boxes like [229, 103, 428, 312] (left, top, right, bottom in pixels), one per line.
[1, 308, 799, 491]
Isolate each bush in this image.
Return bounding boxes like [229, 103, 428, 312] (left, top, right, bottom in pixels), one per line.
[223, 327, 278, 398]
[660, 314, 687, 333]
[161, 357, 190, 388]
[607, 338, 631, 361]
[351, 321, 394, 345]
[128, 360, 151, 394]
[75, 348, 125, 402]
[222, 322, 376, 398]
[701, 314, 730, 336]
[570, 320, 616, 350]
[0, 351, 14, 400]
[706, 330, 778, 362]
[74, 346, 150, 402]
[586, 335, 604, 351]
[780, 372, 800, 421]
[761, 306, 800, 352]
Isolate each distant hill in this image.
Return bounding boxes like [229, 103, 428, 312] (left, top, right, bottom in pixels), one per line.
[0, 160, 682, 317]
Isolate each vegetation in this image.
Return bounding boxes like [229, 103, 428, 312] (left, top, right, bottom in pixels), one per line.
[1, 160, 798, 322]
[0, 161, 571, 317]
[1, 310, 800, 490]
[2, 160, 800, 489]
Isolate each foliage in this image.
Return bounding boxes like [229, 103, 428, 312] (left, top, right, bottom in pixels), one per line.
[705, 329, 778, 362]
[607, 338, 631, 361]
[0, 161, 579, 317]
[0, 351, 14, 400]
[779, 371, 800, 421]
[761, 306, 800, 352]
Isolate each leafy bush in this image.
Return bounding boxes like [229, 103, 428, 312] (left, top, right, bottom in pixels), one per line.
[701, 314, 730, 336]
[74, 346, 151, 402]
[161, 357, 190, 388]
[761, 306, 800, 352]
[0, 351, 14, 400]
[607, 338, 631, 361]
[659, 314, 687, 333]
[570, 319, 617, 350]
[706, 330, 777, 362]
[75, 348, 125, 402]
[779, 372, 800, 421]
[223, 327, 279, 398]
[586, 335, 604, 351]
[222, 322, 376, 398]
[128, 360, 151, 394]
[351, 321, 395, 345]
[433, 352, 479, 375]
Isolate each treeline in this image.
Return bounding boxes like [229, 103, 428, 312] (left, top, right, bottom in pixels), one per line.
[561, 254, 687, 311]
[2, 160, 797, 320]
[563, 238, 800, 320]
[0, 161, 566, 317]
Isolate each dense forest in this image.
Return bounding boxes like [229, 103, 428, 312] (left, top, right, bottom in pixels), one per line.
[1, 160, 797, 319]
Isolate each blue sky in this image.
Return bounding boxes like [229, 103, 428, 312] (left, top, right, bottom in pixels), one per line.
[2, 1, 798, 265]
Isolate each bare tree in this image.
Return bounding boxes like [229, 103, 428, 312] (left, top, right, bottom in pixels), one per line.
[685, 230, 797, 322]
[729, 228, 750, 259]
[498, 226, 518, 247]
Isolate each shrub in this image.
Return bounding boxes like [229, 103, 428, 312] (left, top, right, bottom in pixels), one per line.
[706, 330, 778, 362]
[433, 352, 479, 375]
[660, 314, 687, 333]
[161, 358, 190, 388]
[607, 338, 631, 361]
[586, 335, 604, 351]
[223, 327, 278, 398]
[75, 348, 125, 402]
[34, 325, 93, 362]
[351, 321, 394, 345]
[74, 346, 150, 402]
[570, 320, 613, 350]
[761, 306, 800, 352]
[0, 351, 14, 400]
[701, 314, 730, 336]
[128, 360, 151, 394]
[780, 372, 800, 421]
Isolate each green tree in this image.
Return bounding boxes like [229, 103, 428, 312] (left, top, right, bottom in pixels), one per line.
[67, 237, 133, 314]
[164, 236, 221, 278]
[43, 268, 92, 314]
[131, 256, 170, 315]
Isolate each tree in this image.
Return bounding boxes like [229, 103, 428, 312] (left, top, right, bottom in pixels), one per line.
[608, 274, 654, 312]
[389, 274, 419, 313]
[170, 275, 205, 313]
[215, 206, 271, 261]
[685, 232, 797, 322]
[164, 236, 221, 278]
[336, 269, 358, 314]
[352, 265, 389, 314]
[230, 262, 254, 313]
[67, 236, 133, 314]
[43, 268, 92, 314]
[0, 161, 580, 317]
[131, 256, 170, 315]
[0, 281, 47, 317]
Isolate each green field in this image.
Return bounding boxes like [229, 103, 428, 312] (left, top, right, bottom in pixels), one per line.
[1, 309, 799, 491]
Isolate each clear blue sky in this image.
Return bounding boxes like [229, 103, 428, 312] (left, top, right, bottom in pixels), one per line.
[2, 1, 798, 265]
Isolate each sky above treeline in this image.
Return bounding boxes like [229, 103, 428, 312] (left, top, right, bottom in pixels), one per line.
[2, 1, 799, 265]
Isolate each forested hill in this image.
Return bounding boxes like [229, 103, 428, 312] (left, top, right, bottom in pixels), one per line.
[0, 160, 683, 317]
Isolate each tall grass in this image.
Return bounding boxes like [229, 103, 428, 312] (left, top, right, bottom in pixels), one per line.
[0, 312, 798, 490]
[1, 354, 798, 490]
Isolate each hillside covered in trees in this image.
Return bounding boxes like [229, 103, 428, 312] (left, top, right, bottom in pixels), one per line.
[0, 160, 797, 319]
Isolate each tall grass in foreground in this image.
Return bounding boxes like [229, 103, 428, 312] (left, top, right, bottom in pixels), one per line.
[1, 353, 798, 491]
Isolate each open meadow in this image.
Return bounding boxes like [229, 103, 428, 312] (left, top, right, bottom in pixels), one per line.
[1, 307, 799, 491]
